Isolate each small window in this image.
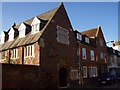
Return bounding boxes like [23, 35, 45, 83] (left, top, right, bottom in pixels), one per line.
[8, 27, 14, 41]
[83, 66, 87, 78]
[85, 37, 89, 43]
[32, 23, 40, 34]
[19, 29, 25, 38]
[71, 70, 78, 80]
[82, 48, 86, 59]
[0, 32, 5, 44]
[100, 52, 104, 59]
[90, 50, 95, 61]
[25, 45, 34, 58]
[89, 67, 97, 77]
[11, 49, 18, 59]
[77, 33, 82, 40]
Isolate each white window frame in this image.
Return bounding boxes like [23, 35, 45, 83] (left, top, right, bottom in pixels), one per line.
[85, 37, 89, 43]
[89, 67, 97, 77]
[71, 69, 79, 80]
[83, 66, 87, 78]
[31, 17, 41, 34]
[18, 23, 26, 38]
[24, 45, 34, 58]
[82, 48, 86, 59]
[11, 49, 18, 59]
[90, 50, 95, 61]
[19, 29, 25, 38]
[8, 27, 14, 41]
[77, 33, 82, 40]
[0, 31, 5, 44]
[56, 26, 69, 45]
[32, 23, 40, 34]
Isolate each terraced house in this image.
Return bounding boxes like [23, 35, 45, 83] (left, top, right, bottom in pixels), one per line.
[74, 25, 107, 85]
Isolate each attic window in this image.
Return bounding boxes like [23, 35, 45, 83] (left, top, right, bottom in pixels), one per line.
[77, 33, 82, 40]
[32, 23, 40, 34]
[31, 17, 40, 34]
[85, 37, 89, 43]
[0, 32, 5, 44]
[19, 29, 25, 38]
[8, 27, 14, 41]
[18, 23, 26, 38]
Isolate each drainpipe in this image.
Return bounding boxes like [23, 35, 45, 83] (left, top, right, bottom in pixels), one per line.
[78, 41, 81, 85]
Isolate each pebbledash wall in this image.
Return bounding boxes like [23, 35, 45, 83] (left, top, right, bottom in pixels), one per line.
[0, 3, 119, 88]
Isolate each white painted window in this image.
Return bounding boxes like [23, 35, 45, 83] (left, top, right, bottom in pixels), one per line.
[19, 29, 25, 38]
[90, 50, 95, 61]
[11, 49, 18, 59]
[89, 67, 97, 77]
[77, 33, 82, 40]
[31, 17, 40, 34]
[18, 23, 26, 38]
[57, 26, 69, 45]
[82, 48, 86, 59]
[71, 70, 79, 80]
[0, 31, 5, 44]
[32, 23, 40, 34]
[25, 45, 34, 57]
[83, 66, 87, 78]
[8, 27, 14, 41]
[85, 37, 89, 43]
[100, 38, 103, 46]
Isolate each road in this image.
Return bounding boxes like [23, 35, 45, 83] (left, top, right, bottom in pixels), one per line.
[78, 82, 120, 88]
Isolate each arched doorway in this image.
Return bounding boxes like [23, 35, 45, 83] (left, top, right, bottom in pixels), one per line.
[59, 67, 67, 87]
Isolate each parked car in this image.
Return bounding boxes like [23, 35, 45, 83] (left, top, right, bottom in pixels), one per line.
[98, 72, 117, 85]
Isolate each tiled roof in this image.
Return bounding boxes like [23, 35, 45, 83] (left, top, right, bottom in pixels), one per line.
[14, 7, 58, 29]
[0, 4, 60, 51]
[81, 28, 98, 38]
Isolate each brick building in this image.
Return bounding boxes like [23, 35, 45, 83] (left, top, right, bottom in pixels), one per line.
[0, 3, 79, 88]
[0, 2, 118, 88]
[74, 25, 107, 85]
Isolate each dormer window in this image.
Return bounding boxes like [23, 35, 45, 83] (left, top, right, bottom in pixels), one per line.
[8, 27, 14, 41]
[85, 37, 89, 43]
[31, 17, 40, 34]
[32, 23, 39, 33]
[0, 31, 5, 44]
[18, 23, 26, 38]
[77, 33, 82, 41]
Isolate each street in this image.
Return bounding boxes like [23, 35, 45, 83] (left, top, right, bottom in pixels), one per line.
[77, 82, 120, 88]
